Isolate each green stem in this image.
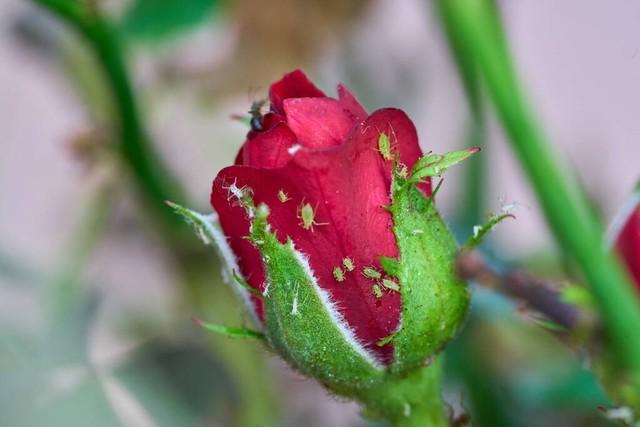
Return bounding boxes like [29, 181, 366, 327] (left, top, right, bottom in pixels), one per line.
[32, 0, 186, 227]
[361, 359, 448, 427]
[436, 1, 488, 231]
[438, 0, 640, 386]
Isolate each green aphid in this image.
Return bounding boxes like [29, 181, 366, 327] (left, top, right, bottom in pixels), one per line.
[277, 189, 290, 203]
[381, 278, 400, 292]
[298, 202, 326, 231]
[333, 266, 345, 282]
[362, 266, 382, 280]
[378, 133, 393, 161]
[372, 284, 383, 298]
[342, 257, 355, 272]
[376, 331, 397, 347]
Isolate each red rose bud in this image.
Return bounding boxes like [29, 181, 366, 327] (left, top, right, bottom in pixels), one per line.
[611, 189, 640, 290]
[176, 70, 475, 396]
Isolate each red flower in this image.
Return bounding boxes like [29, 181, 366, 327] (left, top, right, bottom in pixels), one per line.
[614, 194, 640, 290]
[211, 70, 430, 364]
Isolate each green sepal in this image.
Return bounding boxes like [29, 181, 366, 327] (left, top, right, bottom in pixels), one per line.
[379, 256, 401, 278]
[232, 270, 264, 299]
[165, 200, 216, 244]
[194, 318, 265, 341]
[389, 176, 470, 373]
[166, 200, 263, 326]
[409, 147, 480, 183]
[249, 205, 385, 394]
[464, 212, 515, 249]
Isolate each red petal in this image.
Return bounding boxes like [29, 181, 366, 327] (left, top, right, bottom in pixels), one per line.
[242, 123, 297, 169]
[234, 148, 244, 166]
[269, 70, 325, 116]
[283, 98, 355, 149]
[211, 108, 427, 364]
[337, 84, 368, 122]
[616, 205, 640, 290]
[211, 173, 266, 322]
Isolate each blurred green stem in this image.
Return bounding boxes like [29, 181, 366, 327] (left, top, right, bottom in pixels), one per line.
[32, 0, 186, 228]
[437, 0, 640, 389]
[436, 1, 489, 231]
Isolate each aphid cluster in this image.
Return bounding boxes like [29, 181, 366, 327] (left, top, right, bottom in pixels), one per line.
[362, 264, 400, 298]
[333, 257, 357, 283]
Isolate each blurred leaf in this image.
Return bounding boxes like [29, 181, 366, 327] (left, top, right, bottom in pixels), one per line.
[1, 287, 237, 427]
[114, 341, 236, 427]
[120, 0, 221, 41]
[0, 292, 124, 427]
[516, 369, 608, 408]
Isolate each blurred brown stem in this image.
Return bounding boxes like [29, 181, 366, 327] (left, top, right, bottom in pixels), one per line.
[456, 250, 590, 332]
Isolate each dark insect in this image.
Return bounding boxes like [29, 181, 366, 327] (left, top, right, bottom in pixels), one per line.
[249, 99, 268, 132]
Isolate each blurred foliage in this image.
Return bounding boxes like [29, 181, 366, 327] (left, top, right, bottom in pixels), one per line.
[0, 290, 233, 427]
[119, 0, 222, 42]
[446, 289, 612, 427]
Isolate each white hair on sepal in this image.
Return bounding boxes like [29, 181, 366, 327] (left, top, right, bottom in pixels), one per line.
[193, 208, 261, 326]
[287, 240, 384, 370]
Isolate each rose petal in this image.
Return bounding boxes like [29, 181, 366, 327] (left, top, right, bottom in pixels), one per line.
[210, 174, 267, 322]
[269, 70, 325, 116]
[283, 98, 356, 149]
[234, 148, 244, 166]
[338, 84, 368, 122]
[242, 123, 297, 169]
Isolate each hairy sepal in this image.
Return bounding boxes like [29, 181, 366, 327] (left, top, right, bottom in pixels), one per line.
[389, 175, 470, 373]
[249, 204, 385, 394]
[409, 147, 480, 184]
[166, 201, 261, 324]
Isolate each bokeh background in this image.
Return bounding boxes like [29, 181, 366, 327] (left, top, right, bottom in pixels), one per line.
[1, 0, 639, 426]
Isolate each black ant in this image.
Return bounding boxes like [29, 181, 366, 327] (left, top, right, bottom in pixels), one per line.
[249, 99, 268, 132]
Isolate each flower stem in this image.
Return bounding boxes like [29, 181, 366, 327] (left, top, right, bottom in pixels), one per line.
[32, 0, 187, 228]
[361, 359, 448, 427]
[437, 0, 640, 388]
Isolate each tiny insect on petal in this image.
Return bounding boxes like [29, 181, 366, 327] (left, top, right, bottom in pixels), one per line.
[342, 257, 355, 272]
[333, 266, 345, 282]
[277, 189, 290, 203]
[378, 133, 393, 161]
[362, 266, 382, 280]
[299, 203, 315, 230]
[381, 278, 400, 292]
[372, 284, 383, 298]
[297, 202, 327, 231]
